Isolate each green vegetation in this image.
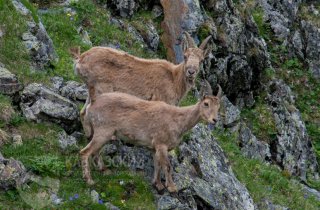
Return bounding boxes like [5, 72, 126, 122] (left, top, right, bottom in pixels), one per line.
[20, 0, 39, 23]
[180, 91, 198, 107]
[299, 2, 320, 27]
[0, 121, 155, 209]
[252, 8, 272, 41]
[241, 98, 277, 143]
[213, 129, 320, 210]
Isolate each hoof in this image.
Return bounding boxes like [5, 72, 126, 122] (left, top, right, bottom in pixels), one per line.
[167, 185, 177, 193]
[153, 182, 165, 192]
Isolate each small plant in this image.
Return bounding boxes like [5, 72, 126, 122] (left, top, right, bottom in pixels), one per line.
[29, 155, 66, 177]
[252, 7, 272, 41]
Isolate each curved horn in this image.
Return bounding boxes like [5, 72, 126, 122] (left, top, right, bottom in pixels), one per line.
[184, 31, 196, 48]
[216, 84, 222, 98]
[204, 79, 213, 96]
[199, 35, 212, 50]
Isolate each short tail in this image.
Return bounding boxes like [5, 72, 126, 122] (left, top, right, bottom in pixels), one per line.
[69, 46, 81, 59]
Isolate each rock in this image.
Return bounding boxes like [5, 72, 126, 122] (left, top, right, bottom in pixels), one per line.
[60, 81, 88, 102]
[109, 0, 138, 18]
[103, 124, 255, 209]
[152, 5, 163, 18]
[157, 195, 188, 210]
[50, 76, 64, 93]
[300, 20, 320, 79]
[77, 26, 92, 46]
[0, 66, 23, 95]
[301, 184, 320, 201]
[0, 28, 4, 38]
[161, 0, 204, 63]
[220, 96, 241, 127]
[267, 79, 319, 180]
[257, 199, 289, 210]
[291, 30, 304, 59]
[12, 134, 23, 147]
[105, 202, 120, 210]
[239, 123, 271, 162]
[142, 22, 160, 51]
[58, 130, 78, 150]
[0, 157, 30, 190]
[51, 193, 63, 205]
[12, 1, 57, 71]
[90, 190, 99, 203]
[20, 83, 79, 133]
[12, 0, 30, 15]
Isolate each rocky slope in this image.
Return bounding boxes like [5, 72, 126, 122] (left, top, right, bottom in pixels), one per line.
[0, 0, 320, 209]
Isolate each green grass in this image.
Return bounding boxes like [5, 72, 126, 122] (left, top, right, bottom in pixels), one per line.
[180, 91, 198, 107]
[299, 2, 320, 27]
[241, 98, 277, 143]
[252, 7, 272, 41]
[213, 129, 320, 210]
[0, 121, 155, 209]
[20, 0, 39, 23]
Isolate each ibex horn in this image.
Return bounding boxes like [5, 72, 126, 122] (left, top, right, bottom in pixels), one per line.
[204, 79, 213, 96]
[183, 31, 196, 48]
[199, 35, 212, 50]
[216, 84, 222, 98]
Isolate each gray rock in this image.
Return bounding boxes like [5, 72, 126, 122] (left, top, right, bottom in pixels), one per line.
[300, 20, 320, 79]
[20, 83, 79, 132]
[77, 26, 92, 46]
[267, 79, 319, 180]
[291, 30, 304, 59]
[58, 130, 78, 150]
[50, 76, 64, 93]
[60, 81, 88, 102]
[105, 202, 120, 210]
[152, 5, 163, 18]
[0, 157, 30, 190]
[157, 196, 188, 210]
[239, 123, 271, 162]
[90, 190, 99, 203]
[220, 96, 240, 126]
[110, 0, 138, 18]
[12, 0, 30, 15]
[301, 184, 320, 201]
[143, 22, 160, 51]
[103, 124, 255, 209]
[0, 66, 23, 95]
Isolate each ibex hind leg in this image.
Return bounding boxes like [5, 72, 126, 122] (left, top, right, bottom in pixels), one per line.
[80, 129, 114, 185]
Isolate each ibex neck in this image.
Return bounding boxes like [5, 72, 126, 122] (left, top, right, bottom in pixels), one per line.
[179, 103, 201, 135]
[174, 63, 189, 104]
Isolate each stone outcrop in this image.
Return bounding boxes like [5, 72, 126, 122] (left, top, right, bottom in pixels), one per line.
[103, 124, 255, 210]
[267, 79, 318, 180]
[20, 83, 80, 133]
[0, 154, 30, 190]
[12, 0, 57, 70]
[0, 66, 23, 95]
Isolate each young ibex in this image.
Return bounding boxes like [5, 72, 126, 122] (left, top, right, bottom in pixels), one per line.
[80, 83, 222, 192]
[72, 33, 212, 121]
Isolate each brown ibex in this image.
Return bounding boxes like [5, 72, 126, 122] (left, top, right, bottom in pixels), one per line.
[80, 83, 222, 192]
[71, 33, 212, 121]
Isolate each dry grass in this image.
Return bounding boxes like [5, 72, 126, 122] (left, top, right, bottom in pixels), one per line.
[0, 129, 9, 147]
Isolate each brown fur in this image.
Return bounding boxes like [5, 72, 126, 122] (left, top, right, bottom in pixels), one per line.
[73, 34, 212, 122]
[80, 90, 221, 192]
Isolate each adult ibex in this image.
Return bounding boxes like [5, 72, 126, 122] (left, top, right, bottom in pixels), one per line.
[80, 83, 222, 192]
[72, 33, 212, 121]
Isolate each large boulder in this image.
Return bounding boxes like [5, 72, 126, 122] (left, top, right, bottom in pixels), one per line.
[20, 83, 80, 133]
[103, 124, 255, 209]
[0, 154, 30, 190]
[267, 80, 319, 180]
[0, 66, 23, 95]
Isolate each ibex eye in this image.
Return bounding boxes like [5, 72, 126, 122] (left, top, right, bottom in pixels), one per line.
[204, 102, 209, 107]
